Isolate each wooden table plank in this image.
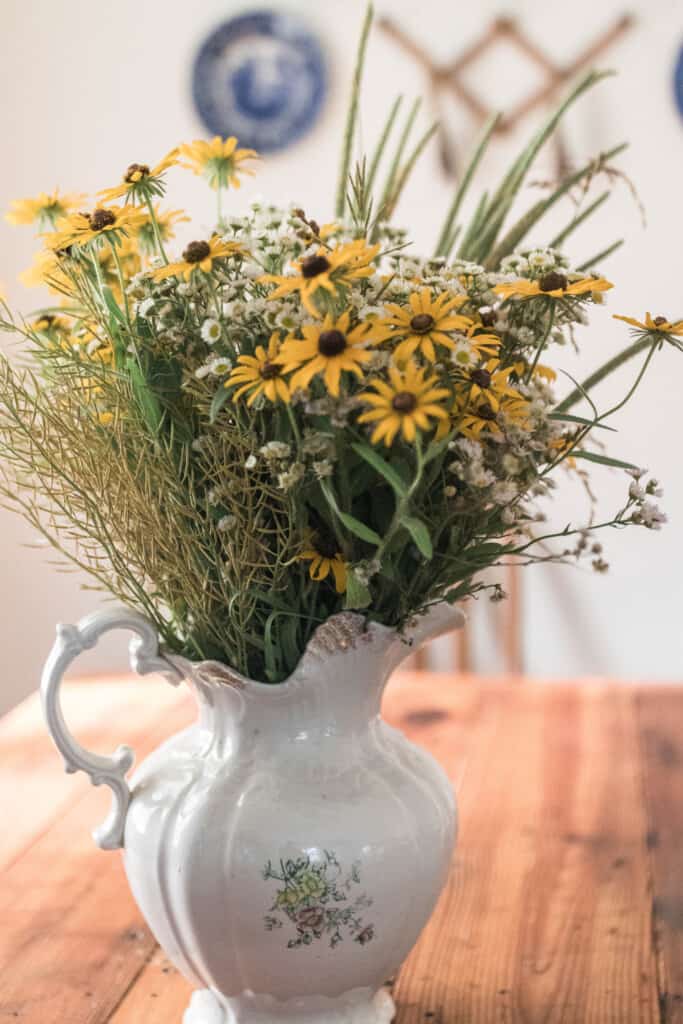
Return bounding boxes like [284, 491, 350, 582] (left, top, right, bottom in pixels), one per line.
[0, 676, 675, 1023]
[0, 680, 194, 1023]
[0, 677, 191, 871]
[637, 688, 683, 1022]
[393, 683, 659, 1023]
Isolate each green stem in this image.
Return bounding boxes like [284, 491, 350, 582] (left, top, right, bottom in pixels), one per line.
[556, 336, 653, 412]
[434, 113, 499, 258]
[144, 196, 169, 264]
[375, 434, 425, 562]
[366, 94, 403, 197]
[109, 240, 131, 325]
[335, 4, 374, 219]
[525, 300, 555, 382]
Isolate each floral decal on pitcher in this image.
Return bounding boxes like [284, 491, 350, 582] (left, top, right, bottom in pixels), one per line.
[263, 850, 375, 949]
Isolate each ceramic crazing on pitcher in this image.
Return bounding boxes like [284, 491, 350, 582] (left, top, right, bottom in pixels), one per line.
[41, 604, 464, 1024]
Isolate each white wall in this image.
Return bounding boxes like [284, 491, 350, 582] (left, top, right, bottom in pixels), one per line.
[0, 0, 681, 712]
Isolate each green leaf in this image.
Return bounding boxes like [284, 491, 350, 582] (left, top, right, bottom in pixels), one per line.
[344, 572, 372, 610]
[549, 412, 616, 432]
[403, 515, 433, 559]
[572, 450, 639, 471]
[210, 386, 231, 423]
[320, 479, 382, 546]
[351, 441, 409, 497]
[126, 358, 163, 434]
[102, 287, 125, 324]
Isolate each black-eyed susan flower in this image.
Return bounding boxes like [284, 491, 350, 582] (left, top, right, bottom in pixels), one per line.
[613, 312, 683, 336]
[31, 313, 70, 335]
[358, 362, 450, 445]
[457, 392, 529, 439]
[178, 136, 257, 190]
[465, 358, 521, 412]
[97, 149, 179, 204]
[381, 288, 472, 362]
[6, 189, 86, 229]
[152, 236, 242, 282]
[45, 205, 147, 251]
[260, 239, 380, 318]
[227, 332, 291, 406]
[277, 311, 388, 397]
[299, 534, 348, 593]
[494, 273, 612, 301]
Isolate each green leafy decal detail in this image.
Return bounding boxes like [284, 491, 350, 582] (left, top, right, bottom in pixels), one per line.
[263, 851, 375, 949]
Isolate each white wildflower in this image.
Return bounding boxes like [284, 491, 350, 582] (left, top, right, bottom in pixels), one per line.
[201, 318, 222, 345]
[637, 501, 667, 530]
[353, 558, 381, 586]
[245, 454, 258, 470]
[492, 481, 518, 505]
[195, 355, 232, 379]
[313, 459, 334, 479]
[259, 441, 292, 460]
[217, 515, 238, 532]
[136, 297, 155, 318]
[277, 462, 305, 491]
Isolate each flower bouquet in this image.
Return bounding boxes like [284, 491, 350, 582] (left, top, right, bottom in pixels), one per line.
[1, 8, 680, 1022]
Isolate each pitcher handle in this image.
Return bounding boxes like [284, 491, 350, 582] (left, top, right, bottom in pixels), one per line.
[40, 607, 183, 851]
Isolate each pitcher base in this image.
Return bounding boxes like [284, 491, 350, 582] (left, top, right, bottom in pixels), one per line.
[183, 987, 396, 1024]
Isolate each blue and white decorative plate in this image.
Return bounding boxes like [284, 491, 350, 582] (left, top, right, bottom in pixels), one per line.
[675, 44, 683, 122]
[192, 10, 327, 153]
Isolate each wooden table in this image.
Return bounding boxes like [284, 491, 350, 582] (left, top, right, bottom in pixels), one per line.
[1, 673, 682, 1022]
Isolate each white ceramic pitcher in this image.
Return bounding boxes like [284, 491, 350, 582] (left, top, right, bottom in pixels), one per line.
[41, 604, 464, 1024]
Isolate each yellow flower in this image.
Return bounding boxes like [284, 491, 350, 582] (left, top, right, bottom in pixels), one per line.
[277, 311, 387, 397]
[227, 332, 291, 406]
[6, 189, 86, 229]
[464, 358, 521, 413]
[457, 393, 529, 439]
[613, 312, 683, 336]
[19, 249, 73, 292]
[381, 288, 472, 362]
[299, 535, 348, 593]
[97, 149, 179, 204]
[178, 136, 257, 190]
[358, 362, 450, 446]
[31, 313, 70, 334]
[135, 206, 189, 255]
[260, 239, 380, 318]
[44, 205, 147, 251]
[494, 273, 613, 300]
[152, 236, 242, 282]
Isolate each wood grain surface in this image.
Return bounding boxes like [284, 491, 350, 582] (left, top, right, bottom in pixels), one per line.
[0, 673, 681, 1023]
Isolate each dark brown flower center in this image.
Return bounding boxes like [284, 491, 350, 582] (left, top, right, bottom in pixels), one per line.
[410, 313, 435, 334]
[479, 309, 496, 327]
[653, 316, 668, 326]
[89, 208, 117, 232]
[470, 368, 492, 389]
[476, 402, 497, 421]
[301, 254, 331, 279]
[318, 329, 347, 357]
[539, 271, 567, 293]
[183, 240, 211, 264]
[125, 162, 150, 182]
[392, 391, 418, 414]
[315, 535, 338, 559]
[260, 360, 281, 380]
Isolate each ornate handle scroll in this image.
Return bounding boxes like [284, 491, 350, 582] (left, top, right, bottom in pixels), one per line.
[40, 607, 183, 851]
